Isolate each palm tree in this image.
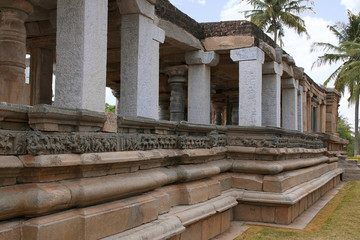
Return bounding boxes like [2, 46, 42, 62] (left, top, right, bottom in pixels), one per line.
[312, 10, 360, 156]
[241, 0, 314, 46]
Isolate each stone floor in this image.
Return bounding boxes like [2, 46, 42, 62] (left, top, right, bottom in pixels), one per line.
[212, 182, 344, 240]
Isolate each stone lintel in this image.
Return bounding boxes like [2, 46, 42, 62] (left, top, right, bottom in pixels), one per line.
[282, 54, 295, 66]
[152, 24, 165, 43]
[230, 47, 265, 63]
[0, 0, 33, 14]
[202, 36, 254, 52]
[117, 0, 155, 19]
[185, 50, 219, 66]
[293, 67, 304, 80]
[282, 78, 297, 89]
[262, 62, 283, 75]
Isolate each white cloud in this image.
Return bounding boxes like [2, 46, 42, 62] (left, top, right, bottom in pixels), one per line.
[169, 0, 206, 6]
[341, 0, 360, 13]
[220, 0, 252, 21]
[197, 0, 206, 5]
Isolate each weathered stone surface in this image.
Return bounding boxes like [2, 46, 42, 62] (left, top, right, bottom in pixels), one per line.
[203, 36, 254, 51]
[232, 174, 263, 191]
[102, 112, 118, 133]
[0, 103, 30, 130]
[0, 221, 22, 240]
[231, 47, 265, 126]
[55, 0, 107, 112]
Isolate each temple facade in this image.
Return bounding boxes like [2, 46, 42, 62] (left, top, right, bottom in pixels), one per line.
[0, 0, 349, 239]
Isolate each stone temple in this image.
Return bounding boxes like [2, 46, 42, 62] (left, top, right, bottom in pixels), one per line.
[0, 0, 350, 239]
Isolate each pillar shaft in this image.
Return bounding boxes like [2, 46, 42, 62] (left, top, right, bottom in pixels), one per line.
[30, 48, 53, 105]
[231, 47, 264, 126]
[297, 86, 303, 132]
[118, 1, 165, 119]
[186, 50, 219, 124]
[281, 78, 298, 130]
[55, 0, 108, 112]
[0, 1, 33, 104]
[262, 62, 282, 127]
[165, 66, 188, 122]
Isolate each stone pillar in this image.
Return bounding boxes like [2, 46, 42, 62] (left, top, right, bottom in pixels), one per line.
[230, 47, 264, 126]
[302, 87, 308, 132]
[228, 95, 239, 125]
[307, 92, 313, 132]
[55, 0, 108, 112]
[159, 93, 170, 121]
[30, 48, 53, 105]
[281, 78, 298, 130]
[0, 0, 33, 104]
[185, 50, 219, 124]
[320, 101, 327, 132]
[165, 65, 188, 121]
[213, 100, 226, 125]
[262, 62, 283, 127]
[117, 0, 165, 119]
[297, 86, 303, 132]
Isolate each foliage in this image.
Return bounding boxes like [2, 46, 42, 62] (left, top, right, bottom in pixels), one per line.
[338, 115, 354, 156]
[105, 103, 116, 113]
[241, 0, 314, 46]
[312, 10, 360, 156]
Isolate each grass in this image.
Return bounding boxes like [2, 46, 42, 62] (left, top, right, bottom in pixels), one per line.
[235, 181, 360, 240]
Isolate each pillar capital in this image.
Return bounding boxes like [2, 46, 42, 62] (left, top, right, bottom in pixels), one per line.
[185, 50, 219, 66]
[282, 78, 297, 89]
[263, 61, 283, 75]
[117, 0, 155, 19]
[0, 0, 33, 14]
[164, 65, 188, 80]
[230, 47, 264, 64]
[293, 67, 304, 80]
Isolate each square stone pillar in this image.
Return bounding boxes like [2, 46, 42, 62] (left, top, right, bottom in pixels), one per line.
[281, 78, 298, 130]
[297, 86, 303, 132]
[302, 87, 308, 132]
[320, 102, 327, 132]
[117, 0, 165, 119]
[262, 62, 283, 127]
[30, 47, 53, 105]
[185, 50, 219, 124]
[55, 0, 108, 112]
[231, 47, 264, 126]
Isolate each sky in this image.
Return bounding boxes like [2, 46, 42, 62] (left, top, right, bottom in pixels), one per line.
[164, 0, 360, 128]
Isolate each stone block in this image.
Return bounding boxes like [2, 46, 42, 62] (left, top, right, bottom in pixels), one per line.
[28, 105, 106, 132]
[204, 179, 221, 199]
[202, 36, 254, 51]
[202, 213, 222, 240]
[102, 112, 118, 133]
[22, 210, 82, 240]
[274, 206, 292, 225]
[220, 209, 232, 233]
[233, 204, 275, 223]
[150, 190, 171, 214]
[0, 103, 29, 130]
[212, 174, 233, 191]
[180, 221, 202, 240]
[232, 174, 263, 191]
[0, 221, 22, 240]
[181, 182, 209, 205]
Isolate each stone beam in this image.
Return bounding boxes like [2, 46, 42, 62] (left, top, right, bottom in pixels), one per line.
[186, 50, 219, 124]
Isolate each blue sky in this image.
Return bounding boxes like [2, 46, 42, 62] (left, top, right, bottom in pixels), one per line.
[167, 0, 360, 127]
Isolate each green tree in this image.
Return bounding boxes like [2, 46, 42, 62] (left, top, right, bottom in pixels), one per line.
[241, 0, 314, 46]
[312, 10, 360, 156]
[105, 103, 116, 113]
[338, 115, 354, 156]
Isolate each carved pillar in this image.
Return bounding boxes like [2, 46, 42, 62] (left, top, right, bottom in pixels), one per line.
[230, 47, 265, 126]
[320, 100, 327, 133]
[55, 0, 108, 111]
[297, 86, 304, 132]
[117, 0, 165, 119]
[30, 47, 54, 105]
[0, 0, 33, 104]
[213, 101, 226, 125]
[159, 93, 170, 121]
[262, 61, 283, 127]
[229, 95, 239, 125]
[165, 65, 188, 122]
[307, 92, 313, 132]
[185, 50, 219, 124]
[302, 86, 308, 132]
[281, 78, 298, 130]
